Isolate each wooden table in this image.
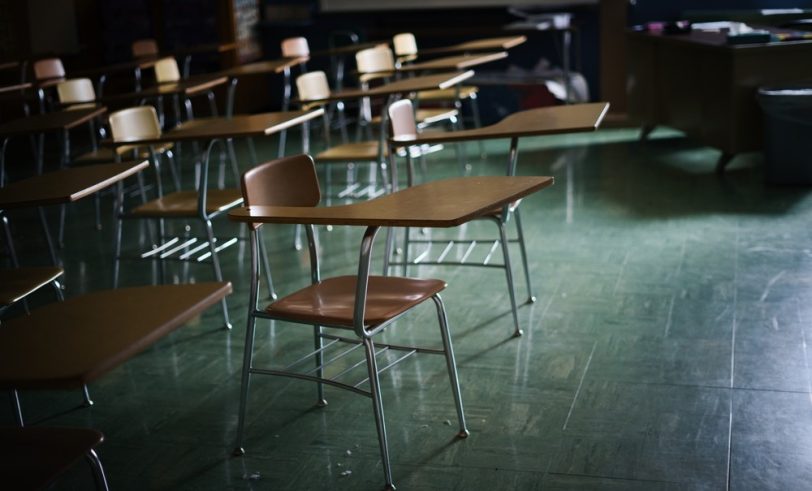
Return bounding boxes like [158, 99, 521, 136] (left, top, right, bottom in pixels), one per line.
[0, 106, 108, 178]
[395, 52, 507, 73]
[416, 36, 527, 56]
[230, 175, 551, 227]
[70, 57, 162, 94]
[627, 29, 812, 172]
[0, 282, 232, 425]
[295, 71, 475, 105]
[107, 110, 325, 145]
[0, 161, 149, 266]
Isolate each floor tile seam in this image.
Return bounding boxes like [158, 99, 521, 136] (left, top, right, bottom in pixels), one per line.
[561, 340, 597, 431]
[594, 378, 812, 396]
[544, 471, 681, 485]
[726, 223, 740, 491]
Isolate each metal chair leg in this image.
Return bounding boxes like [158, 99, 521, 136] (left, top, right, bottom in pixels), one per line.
[10, 390, 23, 427]
[85, 449, 110, 491]
[256, 229, 277, 299]
[468, 94, 486, 159]
[496, 218, 521, 337]
[363, 338, 395, 490]
[204, 220, 232, 329]
[313, 325, 327, 407]
[512, 207, 536, 303]
[82, 384, 93, 407]
[432, 294, 468, 438]
[233, 311, 257, 456]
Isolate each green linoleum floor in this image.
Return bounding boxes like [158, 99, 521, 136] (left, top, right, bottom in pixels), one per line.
[3, 125, 812, 490]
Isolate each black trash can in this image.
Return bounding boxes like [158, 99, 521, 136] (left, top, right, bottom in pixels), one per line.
[757, 86, 812, 184]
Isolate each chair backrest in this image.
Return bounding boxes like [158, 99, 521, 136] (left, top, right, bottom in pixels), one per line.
[296, 71, 330, 102]
[131, 38, 160, 58]
[388, 99, 417, 141]
[108, 106, 162, 143]
[355, 46, 395, 74]
[33, 58, 65, 81]
[154, 57, 180, 83]
[241, 154, 321, 209]
[56, 78, 96, 105]
[281, 37, 310, 58]
[393, 33, 418, 57]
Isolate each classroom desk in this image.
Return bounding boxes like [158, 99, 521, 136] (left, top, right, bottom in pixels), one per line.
[70, 58, 162, 94]
[295, 71, 475, 105]
[230, 175, 551, 227]
[417, 36, 527, 56]
[0, 281, 232, 425]
[0, 106, 108, 178]
[390, 102, 609, 147]
[107, 109, 325, 145]
[99, 75, 228, 126]
[627, 29, 812, 172]
[0, 161, 149, 266]
[219, 56, 310, 154]
[394, 52, 508, 73]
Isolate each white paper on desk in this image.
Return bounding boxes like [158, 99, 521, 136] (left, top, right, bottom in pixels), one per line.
[692, 21, 754, 34]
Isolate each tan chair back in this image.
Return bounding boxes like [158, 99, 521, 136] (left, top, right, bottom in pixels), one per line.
[355, 46, 395, 75]
[131, 38, 159, 58]
[154, 57, 180, 83]
[388, 99, 417, 141]
[281, 37, 310, 58]
[56, 78, 96, 105]
[33, 58, 65, 81]
[393, 33, 418, 57]
[296, 71, 330, 102]
[109, 106, 162, 143]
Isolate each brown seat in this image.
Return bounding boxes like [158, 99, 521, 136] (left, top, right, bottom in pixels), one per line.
[314, 141, 388, 163]
[0, 267, 63, 307]
[233, 154, 468, 491]
[266, 275, 445, 328]
[130, 189, 243, 217]
[0, 426, 108, 490]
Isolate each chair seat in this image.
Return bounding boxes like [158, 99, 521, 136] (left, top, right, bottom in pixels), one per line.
[416, 86, 478, 102]
[130, 188, 243, 217]
[0, 267, 63, 306]
[315, 141, 388, 163]
[74, 142, 173, 164]
[265, 275, 446, 329]
[371, 108, 457, 126]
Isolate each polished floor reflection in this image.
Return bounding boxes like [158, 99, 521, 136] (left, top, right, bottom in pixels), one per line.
[3, 124, 811, 490]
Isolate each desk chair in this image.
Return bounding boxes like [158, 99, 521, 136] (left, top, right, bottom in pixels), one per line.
[32, 58, 66, 112]
[385, 99, 532, 337]
[0, 267, 95, 424]
[0, 427, 109, 490]
[297, 70, 386, 201]
[132, 38, 194, 79]
[153, 57, 218, 127]
[111, 107, 240, 329]
[277, 37, 311, 158]
[393, 32, 485, 157]
[354, 46, 462, 166]
[233, 154, 467, 490]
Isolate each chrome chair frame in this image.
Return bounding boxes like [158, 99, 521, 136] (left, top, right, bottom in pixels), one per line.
[383, 101, 534, 337]
[232, 156, 468, 490]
